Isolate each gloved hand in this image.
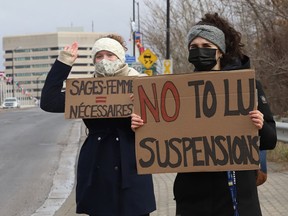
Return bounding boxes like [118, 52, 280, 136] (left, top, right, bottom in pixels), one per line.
[57, 42, 78, 66]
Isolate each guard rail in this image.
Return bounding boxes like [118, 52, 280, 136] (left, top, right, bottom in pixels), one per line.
[276, 121, 288, 143]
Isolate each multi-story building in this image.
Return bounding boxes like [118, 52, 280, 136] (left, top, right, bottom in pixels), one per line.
[2, 30, 110, 102]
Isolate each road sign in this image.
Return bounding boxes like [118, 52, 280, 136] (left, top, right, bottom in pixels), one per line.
[130, 62, 143, 72]
[163, 59, 173, 74]
[144, 69, 153, 76]
[130, 62, 158, 75]
[125, 54, 136, 64]
[138, 49, 158, 69]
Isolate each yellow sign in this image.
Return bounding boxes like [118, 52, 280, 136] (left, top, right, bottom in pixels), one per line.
[163, 59, 173, 74]
[138, 49, 158, 69]
[144, 69, 153, 76]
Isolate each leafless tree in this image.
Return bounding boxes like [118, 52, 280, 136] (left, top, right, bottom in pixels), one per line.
[140, 0, 288, 115]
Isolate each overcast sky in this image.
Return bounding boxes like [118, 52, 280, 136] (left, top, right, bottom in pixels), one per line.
[0, 0, 145, 70]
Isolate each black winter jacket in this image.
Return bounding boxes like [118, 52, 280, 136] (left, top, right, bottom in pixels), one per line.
[173, 56, 277, 216]
[40, 60, 156, 216]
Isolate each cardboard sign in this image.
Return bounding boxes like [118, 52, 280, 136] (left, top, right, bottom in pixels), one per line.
[133, 69, 260, 174]
[65, 77, 134, 119]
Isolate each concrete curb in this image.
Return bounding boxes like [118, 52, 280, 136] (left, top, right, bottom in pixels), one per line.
[31, 119, 82, 216]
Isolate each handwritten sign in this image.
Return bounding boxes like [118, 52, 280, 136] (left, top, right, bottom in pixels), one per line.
[133, 69, 260, 174]
[65, 77, 134, 119]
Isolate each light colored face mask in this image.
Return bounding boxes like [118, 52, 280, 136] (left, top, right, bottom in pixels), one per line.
[94, 59, 123, 77]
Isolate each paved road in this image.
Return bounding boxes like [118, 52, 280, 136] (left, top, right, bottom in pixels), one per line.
[0, 107, 77, 216]
[49, 121, 288, 216]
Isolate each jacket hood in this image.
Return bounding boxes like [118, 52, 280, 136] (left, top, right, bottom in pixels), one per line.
[222, 55, 251, 71]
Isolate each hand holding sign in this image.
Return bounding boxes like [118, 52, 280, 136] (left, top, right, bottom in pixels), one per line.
[249, 110, 264, 129]
[131, 113, 144, 131]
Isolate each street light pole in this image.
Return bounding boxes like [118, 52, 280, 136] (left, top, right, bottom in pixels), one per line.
[133, 0, 136, 57]
[11, 50, 15, 97]
[137, 1, 140, 32]
[11, 47, 21, 97]
[36, 77, 39, 99]
[166, 0, 170, 59]
[36, 73, 47, 101]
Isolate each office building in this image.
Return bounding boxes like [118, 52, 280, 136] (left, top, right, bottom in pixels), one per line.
[2, 30, 109, 101]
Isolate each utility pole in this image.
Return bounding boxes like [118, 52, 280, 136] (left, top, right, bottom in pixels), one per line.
[11, 50, 15, 97]
[11, 46, 21, 98]
[133, 0, 136, 57]
[137, 1, 140, 32]
[36, 76, 40, 99]
[163, 0, 173, 75]
[166, 0, 170, 59]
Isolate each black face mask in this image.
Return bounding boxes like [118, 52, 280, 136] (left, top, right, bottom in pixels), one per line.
[188, 48, 217, 71]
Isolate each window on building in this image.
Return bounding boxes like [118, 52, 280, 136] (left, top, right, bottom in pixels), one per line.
[15, 57, 31, 61]
[32, 48, 48, 52]
[32, 56, 49, 60]
[15, 65, 30, 69]
[17, 73, 32, 77]
[32, 64, 50, 68]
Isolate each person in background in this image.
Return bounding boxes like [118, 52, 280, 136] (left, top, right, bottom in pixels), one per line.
[131, 13, 277, 216]
[40, 34, 156, 216]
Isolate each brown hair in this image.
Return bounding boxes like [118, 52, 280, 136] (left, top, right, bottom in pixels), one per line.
[197, 13, 244, 66]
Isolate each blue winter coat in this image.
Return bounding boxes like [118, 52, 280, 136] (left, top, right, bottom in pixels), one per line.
[40, 60, 156, 216]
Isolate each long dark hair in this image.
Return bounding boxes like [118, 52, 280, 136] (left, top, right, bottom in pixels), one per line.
[197, 13, 245, 66]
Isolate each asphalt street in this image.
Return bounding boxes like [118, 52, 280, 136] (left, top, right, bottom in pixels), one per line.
[0, 107, 78, 216]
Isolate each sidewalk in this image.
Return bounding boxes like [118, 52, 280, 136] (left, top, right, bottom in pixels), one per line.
[54, 164, 288, 216]
[52, 122, 288, 216]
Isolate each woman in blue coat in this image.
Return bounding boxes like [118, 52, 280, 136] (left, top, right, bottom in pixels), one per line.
[40, 35, 156, 216]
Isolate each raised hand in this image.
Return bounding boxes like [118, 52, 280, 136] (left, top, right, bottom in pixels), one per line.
[58, 41, 79, 66]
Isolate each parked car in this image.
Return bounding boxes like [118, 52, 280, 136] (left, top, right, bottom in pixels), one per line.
[2, 97, 21, 109]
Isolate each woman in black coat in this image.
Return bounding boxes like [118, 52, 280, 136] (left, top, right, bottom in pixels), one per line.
[172, 13, 277, 216]
[131, 13, 277, 216]
[40, 35, 156, 216]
